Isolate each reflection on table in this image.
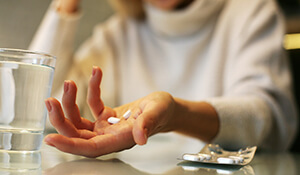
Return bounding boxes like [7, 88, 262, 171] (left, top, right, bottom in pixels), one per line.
[0, 132, 299, 175]
[41, 146, 299, 175]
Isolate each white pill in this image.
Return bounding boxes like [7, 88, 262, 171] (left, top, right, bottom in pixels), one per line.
[107, 117, 120, 124]
[183, 154, 202, 161]
[217, 157, 234, 164]
[123, 109, 131, 119]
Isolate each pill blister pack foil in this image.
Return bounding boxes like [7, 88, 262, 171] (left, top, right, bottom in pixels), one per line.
[181, 144, 257, 166]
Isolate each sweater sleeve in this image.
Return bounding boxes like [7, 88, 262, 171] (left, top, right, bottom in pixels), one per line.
[29, 1, 121, 121]
[28, 1, 81, 95]
[207, 0, 297, 151]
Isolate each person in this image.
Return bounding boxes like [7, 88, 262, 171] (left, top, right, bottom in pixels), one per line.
[29, 0, 298, 158]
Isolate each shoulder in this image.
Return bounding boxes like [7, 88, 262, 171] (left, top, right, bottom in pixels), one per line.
[224, 0, 280, 15]
[219, 0, 284, 39]
[222, 0, 282, 24]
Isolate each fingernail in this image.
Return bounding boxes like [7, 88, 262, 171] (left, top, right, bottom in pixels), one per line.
[45, 100, 52, 112]
[144, 128, 148, 141]
[44, 136, 50, 143]
[92, 66, 97, 76]
[64, 81, 69, 93]
[44, 137, 55, 146]
[144, 133, 148, 142]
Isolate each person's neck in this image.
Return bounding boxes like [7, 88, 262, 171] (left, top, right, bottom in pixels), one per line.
[175, 0, 195, 10]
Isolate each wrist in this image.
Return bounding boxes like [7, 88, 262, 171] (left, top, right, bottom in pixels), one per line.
[169, 97, 188, 132]
[171, 98, 220, 142]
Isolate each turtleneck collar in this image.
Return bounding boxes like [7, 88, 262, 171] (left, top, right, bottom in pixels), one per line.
[144, 0, 225, 38]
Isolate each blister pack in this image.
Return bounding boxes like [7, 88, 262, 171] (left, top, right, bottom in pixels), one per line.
[181, 144, 257, 166]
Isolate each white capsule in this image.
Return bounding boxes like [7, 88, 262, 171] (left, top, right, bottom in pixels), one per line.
[123, 109, 131, 119]
[217, 157, 234, 164]
[183, 154, 202, 161]
[107, 117, 120, 124]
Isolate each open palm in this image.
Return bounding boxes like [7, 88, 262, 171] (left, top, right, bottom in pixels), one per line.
[44, 66, 176, 157]
[44, 67, 137, 157]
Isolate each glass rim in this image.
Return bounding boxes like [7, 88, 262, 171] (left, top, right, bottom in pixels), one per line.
[0, 48, 56, 60]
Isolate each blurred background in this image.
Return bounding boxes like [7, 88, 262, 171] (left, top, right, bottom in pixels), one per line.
[0, 0, 300, 149]
[0, 0, 113, 49]
[0, 0, 299, 49]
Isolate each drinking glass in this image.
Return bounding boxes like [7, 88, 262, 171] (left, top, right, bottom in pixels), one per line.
[0, 48, 55, 170]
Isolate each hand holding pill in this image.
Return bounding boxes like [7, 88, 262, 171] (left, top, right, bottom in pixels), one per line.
[44, 67, 178, 157]
[44, 66, 220, 158]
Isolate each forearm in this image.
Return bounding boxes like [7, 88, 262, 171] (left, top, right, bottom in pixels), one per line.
[171, 98, 220, 143]
[29, 0, 80, 53]
[206, 96, 275, 150]
[29, 0, 81, 94]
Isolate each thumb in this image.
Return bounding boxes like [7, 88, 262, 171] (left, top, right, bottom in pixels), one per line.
[133, 110, 160, 145]
[132, 114, 148, 145]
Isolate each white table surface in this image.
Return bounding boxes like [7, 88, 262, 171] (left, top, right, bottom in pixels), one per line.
[0, 132, 299, 175]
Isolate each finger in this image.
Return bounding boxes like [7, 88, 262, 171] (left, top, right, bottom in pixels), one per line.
[44, 134, 100, 157]
[45, 98, 80, 137]
[87, 66, 105, 119]
[132, 114, 148, 145]
[78, 129, 97, 139]
[62, 80, 94, 130]
[132, 108, 160, 145]
[44, 133, 129, 158]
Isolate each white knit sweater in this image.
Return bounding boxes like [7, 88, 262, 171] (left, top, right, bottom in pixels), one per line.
[30, 0, 297, 151]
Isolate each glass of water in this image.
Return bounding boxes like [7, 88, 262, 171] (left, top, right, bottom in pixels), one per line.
[0, 48, 55, 169]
